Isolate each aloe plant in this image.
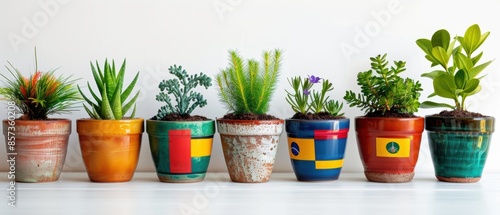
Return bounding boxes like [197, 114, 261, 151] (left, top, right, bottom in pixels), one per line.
[416, 24, 493, 112]
[215, 49, 282, 115]
[78, 59, 140, 120]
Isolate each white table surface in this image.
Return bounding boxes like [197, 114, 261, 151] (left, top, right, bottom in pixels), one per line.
[1, 172, 499, 215]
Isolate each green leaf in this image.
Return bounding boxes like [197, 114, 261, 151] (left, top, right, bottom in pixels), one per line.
[469, 60, 493, 79]
[431, 29, 450, 50]
[90, 61, 103, 93]
[427, 92, 437, 98]
[100, 84, 115, 119]
[421, 70, 446, 79]
[416, 39, 433, 55]
[463, 78, 480, 93]
[454, 69, 467, 89]
[433, 74, 456, 99]
[462, 24, 481, 56]
[477, 31, 490, 50]
[471, 52, 483, 65]
[420, 101, 454, 109]
[122, 91, 140, 117]
[431, 47, 450, 69]
[121, 71, 139, 102]
[455, 53, 473, 72]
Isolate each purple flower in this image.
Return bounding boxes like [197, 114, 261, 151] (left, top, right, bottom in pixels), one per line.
[308, 75, 321, 84]
[303, 89, 311, 95]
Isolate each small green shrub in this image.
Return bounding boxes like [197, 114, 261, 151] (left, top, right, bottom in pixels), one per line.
[344, 54, 422, 116]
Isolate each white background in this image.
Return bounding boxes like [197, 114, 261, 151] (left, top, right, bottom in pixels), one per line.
[1, 0, 499, 174]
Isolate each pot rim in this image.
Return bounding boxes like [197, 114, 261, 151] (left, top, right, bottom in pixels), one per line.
[355, 116, 424, 120]
[424, 115, 495, 120]
[76, 117, 144, 122]
[216, 118, 284, 123]
[285, 118, 350, 122]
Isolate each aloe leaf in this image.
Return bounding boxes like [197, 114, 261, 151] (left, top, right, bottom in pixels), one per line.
[78, 85, 98, 110]
[129, 104, 136, 119]
[90, 61, 103, 93]
[104, 60, 116, 101]
[121, 71, 139, 102]
[100, 84, 115, 119]
[82, 104, 96, 119]
[122, 91, 140, 117]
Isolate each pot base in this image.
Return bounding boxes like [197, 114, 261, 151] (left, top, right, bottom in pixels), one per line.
[157, 173, 206, 183]
[365, 171, 415, 183]
[436, 176, 480, 183]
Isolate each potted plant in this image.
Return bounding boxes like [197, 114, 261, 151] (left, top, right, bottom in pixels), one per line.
[285, 75, 349, 181]
[0, 51, 80, 182]
[76, 59, 143, 182]
[215, 49, 284, 183]
[344, 54, 424, 183]
[416, 24, 495, 183]
[146, 65, 214, 183]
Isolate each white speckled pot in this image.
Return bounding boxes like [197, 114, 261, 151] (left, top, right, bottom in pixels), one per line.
[217, 119, 284, 183]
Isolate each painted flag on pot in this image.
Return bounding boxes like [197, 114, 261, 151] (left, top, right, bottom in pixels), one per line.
[375, 137, 411, 158]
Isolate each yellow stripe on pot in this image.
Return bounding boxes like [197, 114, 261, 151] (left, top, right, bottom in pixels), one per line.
[315, 160, 344, 169]
[191, 138, 212, 157]
[376, 137, 411, 158]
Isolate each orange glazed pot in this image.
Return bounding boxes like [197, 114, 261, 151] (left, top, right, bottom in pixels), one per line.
[76, 118, 144, 182]
[355, 117, 424, 183]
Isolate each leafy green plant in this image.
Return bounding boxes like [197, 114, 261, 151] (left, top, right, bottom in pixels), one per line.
[154, 65, 212, 120]
[215, 49, 282, 115]
[78, 59, 140, 120]
[0, 52, 80, 120]
[286, 75, 344, 117]
[416, 24, 492, 111]
[344, 54, 422, 116]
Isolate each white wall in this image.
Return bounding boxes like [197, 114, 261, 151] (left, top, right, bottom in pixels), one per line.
[1, 0, 499, 174]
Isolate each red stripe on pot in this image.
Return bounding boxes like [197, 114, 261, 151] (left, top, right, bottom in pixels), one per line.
[314, 129, 348, 140]
[168, 130, 192, 173]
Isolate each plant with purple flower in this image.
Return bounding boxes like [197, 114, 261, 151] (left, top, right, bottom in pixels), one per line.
[286, 75, 343, 117]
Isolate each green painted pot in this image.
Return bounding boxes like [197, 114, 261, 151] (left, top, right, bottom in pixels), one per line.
[146, 120, 215, 183]
[425, 115, 495, 183]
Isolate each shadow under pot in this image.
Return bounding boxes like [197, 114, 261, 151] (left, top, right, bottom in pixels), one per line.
[425, 115, 495, 183]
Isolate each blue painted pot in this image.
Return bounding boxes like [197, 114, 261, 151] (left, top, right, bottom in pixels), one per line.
[285, 118, 350, 181]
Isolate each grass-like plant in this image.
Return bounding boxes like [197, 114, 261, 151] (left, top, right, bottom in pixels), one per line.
[0, 52, 80, 120]
[154, 65, 212, 120]
[215, 49, 282, 116]
[416, 24, 493, 112]
[78, 59, 140, 120]
[344, 54, 422, 116]
[286, 75, 344, 117]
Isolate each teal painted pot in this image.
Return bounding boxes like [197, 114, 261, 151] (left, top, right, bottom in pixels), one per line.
[425, 115, 495, 183]
[146, 120, 215, 183]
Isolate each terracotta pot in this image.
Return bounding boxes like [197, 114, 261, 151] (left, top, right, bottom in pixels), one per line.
[285, 118, 350, 181]
[217, 119, 284, 183]
[355, 116, 424, 183]
[76, 118, 144, 182]
[426, 115, 495, 183]
[147, 120, 215, 183]
[2, 119, 71, 182]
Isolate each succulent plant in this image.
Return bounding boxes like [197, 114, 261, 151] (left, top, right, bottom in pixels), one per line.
[286, 75, 344, 117]
[154, 65, 212, 120]
[78, 59, 140, 120]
